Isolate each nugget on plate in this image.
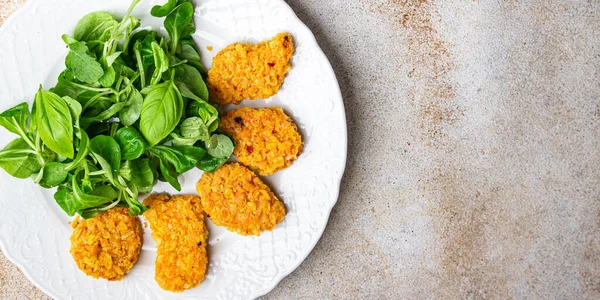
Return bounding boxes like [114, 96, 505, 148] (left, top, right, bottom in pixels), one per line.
[143, 194, 208, 292]
[220, 107, 302, 176]
[69, 207, 143, 281]
[207, 32, 294, 105]
[196, 163, 286, 236]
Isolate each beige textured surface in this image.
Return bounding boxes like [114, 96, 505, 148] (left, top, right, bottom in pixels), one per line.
[2, 0, 600, 299]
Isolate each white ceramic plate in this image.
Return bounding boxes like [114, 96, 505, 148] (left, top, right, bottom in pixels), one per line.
[0, 0, 346, 299]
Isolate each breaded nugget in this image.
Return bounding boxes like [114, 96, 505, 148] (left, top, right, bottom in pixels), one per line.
[196, 163, 286, 236]
[220, 107, 302, 176]
[207, 33, 294, 104]
[69, 207, 143, 281]
[142, 194, 208, 292]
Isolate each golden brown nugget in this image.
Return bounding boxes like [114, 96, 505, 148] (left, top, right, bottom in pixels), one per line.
[197, 163, 286, 236]
[220, 107, 302, 176]
[69, 207, 143, 281]
[207, 33, 294, 104]
[143, 194, 208, 292]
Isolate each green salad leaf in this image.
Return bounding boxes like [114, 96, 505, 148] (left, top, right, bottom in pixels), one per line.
[65, 42, 105, 84]
[73, 12, 118, 42]
[0, 0, 234, 218]
[115, 127, 146, 161]
[0, 138, 41, 178]
[35, 88, 74, 159]
[140, 80, 184, 146]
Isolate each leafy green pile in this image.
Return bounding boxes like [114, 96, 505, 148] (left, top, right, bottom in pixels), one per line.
[0, 0, 234, 218]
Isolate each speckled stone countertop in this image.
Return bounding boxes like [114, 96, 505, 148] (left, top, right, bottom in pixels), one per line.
[2, 0, 600, 299]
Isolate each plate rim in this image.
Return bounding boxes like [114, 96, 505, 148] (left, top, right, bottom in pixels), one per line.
[0, 0, 348, 299]
[248, 2, 347, 298]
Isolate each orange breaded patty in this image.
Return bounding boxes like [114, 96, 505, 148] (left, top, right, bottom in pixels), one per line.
[220, 107, 302, 176]
[69, 207, 143, 281]
[143, 194, 208, 292]
[207, 32, 294, 105]
[196, 163, 286, 236]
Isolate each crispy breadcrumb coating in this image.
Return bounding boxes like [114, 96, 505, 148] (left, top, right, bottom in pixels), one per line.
[220, 107, 302, 176]
[69, 207, 143, 281]
[207, 33, 294, 105]
[196, 163, 286, 236]
[143, 194, 208, 292]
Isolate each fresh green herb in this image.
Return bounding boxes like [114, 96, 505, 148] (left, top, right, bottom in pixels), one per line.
[65, 42, 105, 84]
[114, 127, 146, 161]
[0, 103, 29, 136]
[150, 0, 179, 17]
[175, 63, 209, 101]
[0, 0, 231, 218]
[38, 162, 68, 188]
[0, 138, 42, 178]
[139, 80, 184, 146]
[206, 134, 235, 158]
[118, 82, 143, 126]
[197, 155, 228, 173]
[73, 12, 118, 42]
[34, 88, 75, 159]
[90, 135, 121, 178]
[164, 2, 194, 55]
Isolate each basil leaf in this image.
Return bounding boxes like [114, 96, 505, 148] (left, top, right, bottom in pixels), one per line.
[62, 96, 82, 120]
[140, 81, 184, 146]
[0, 102, 29, 136]
[0, 138, 41, 178]
[206, 134, 234, 158]
[114, 127, 146, 160]
[35, 88, 74, 159]
[89, 135, 121, 176]
[66, 42, 105, 84]
[175, 64, 208, 101]
[39, 162, 68, 188]
[119, 87, 143, 126]
[73, 12, 117, 42]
